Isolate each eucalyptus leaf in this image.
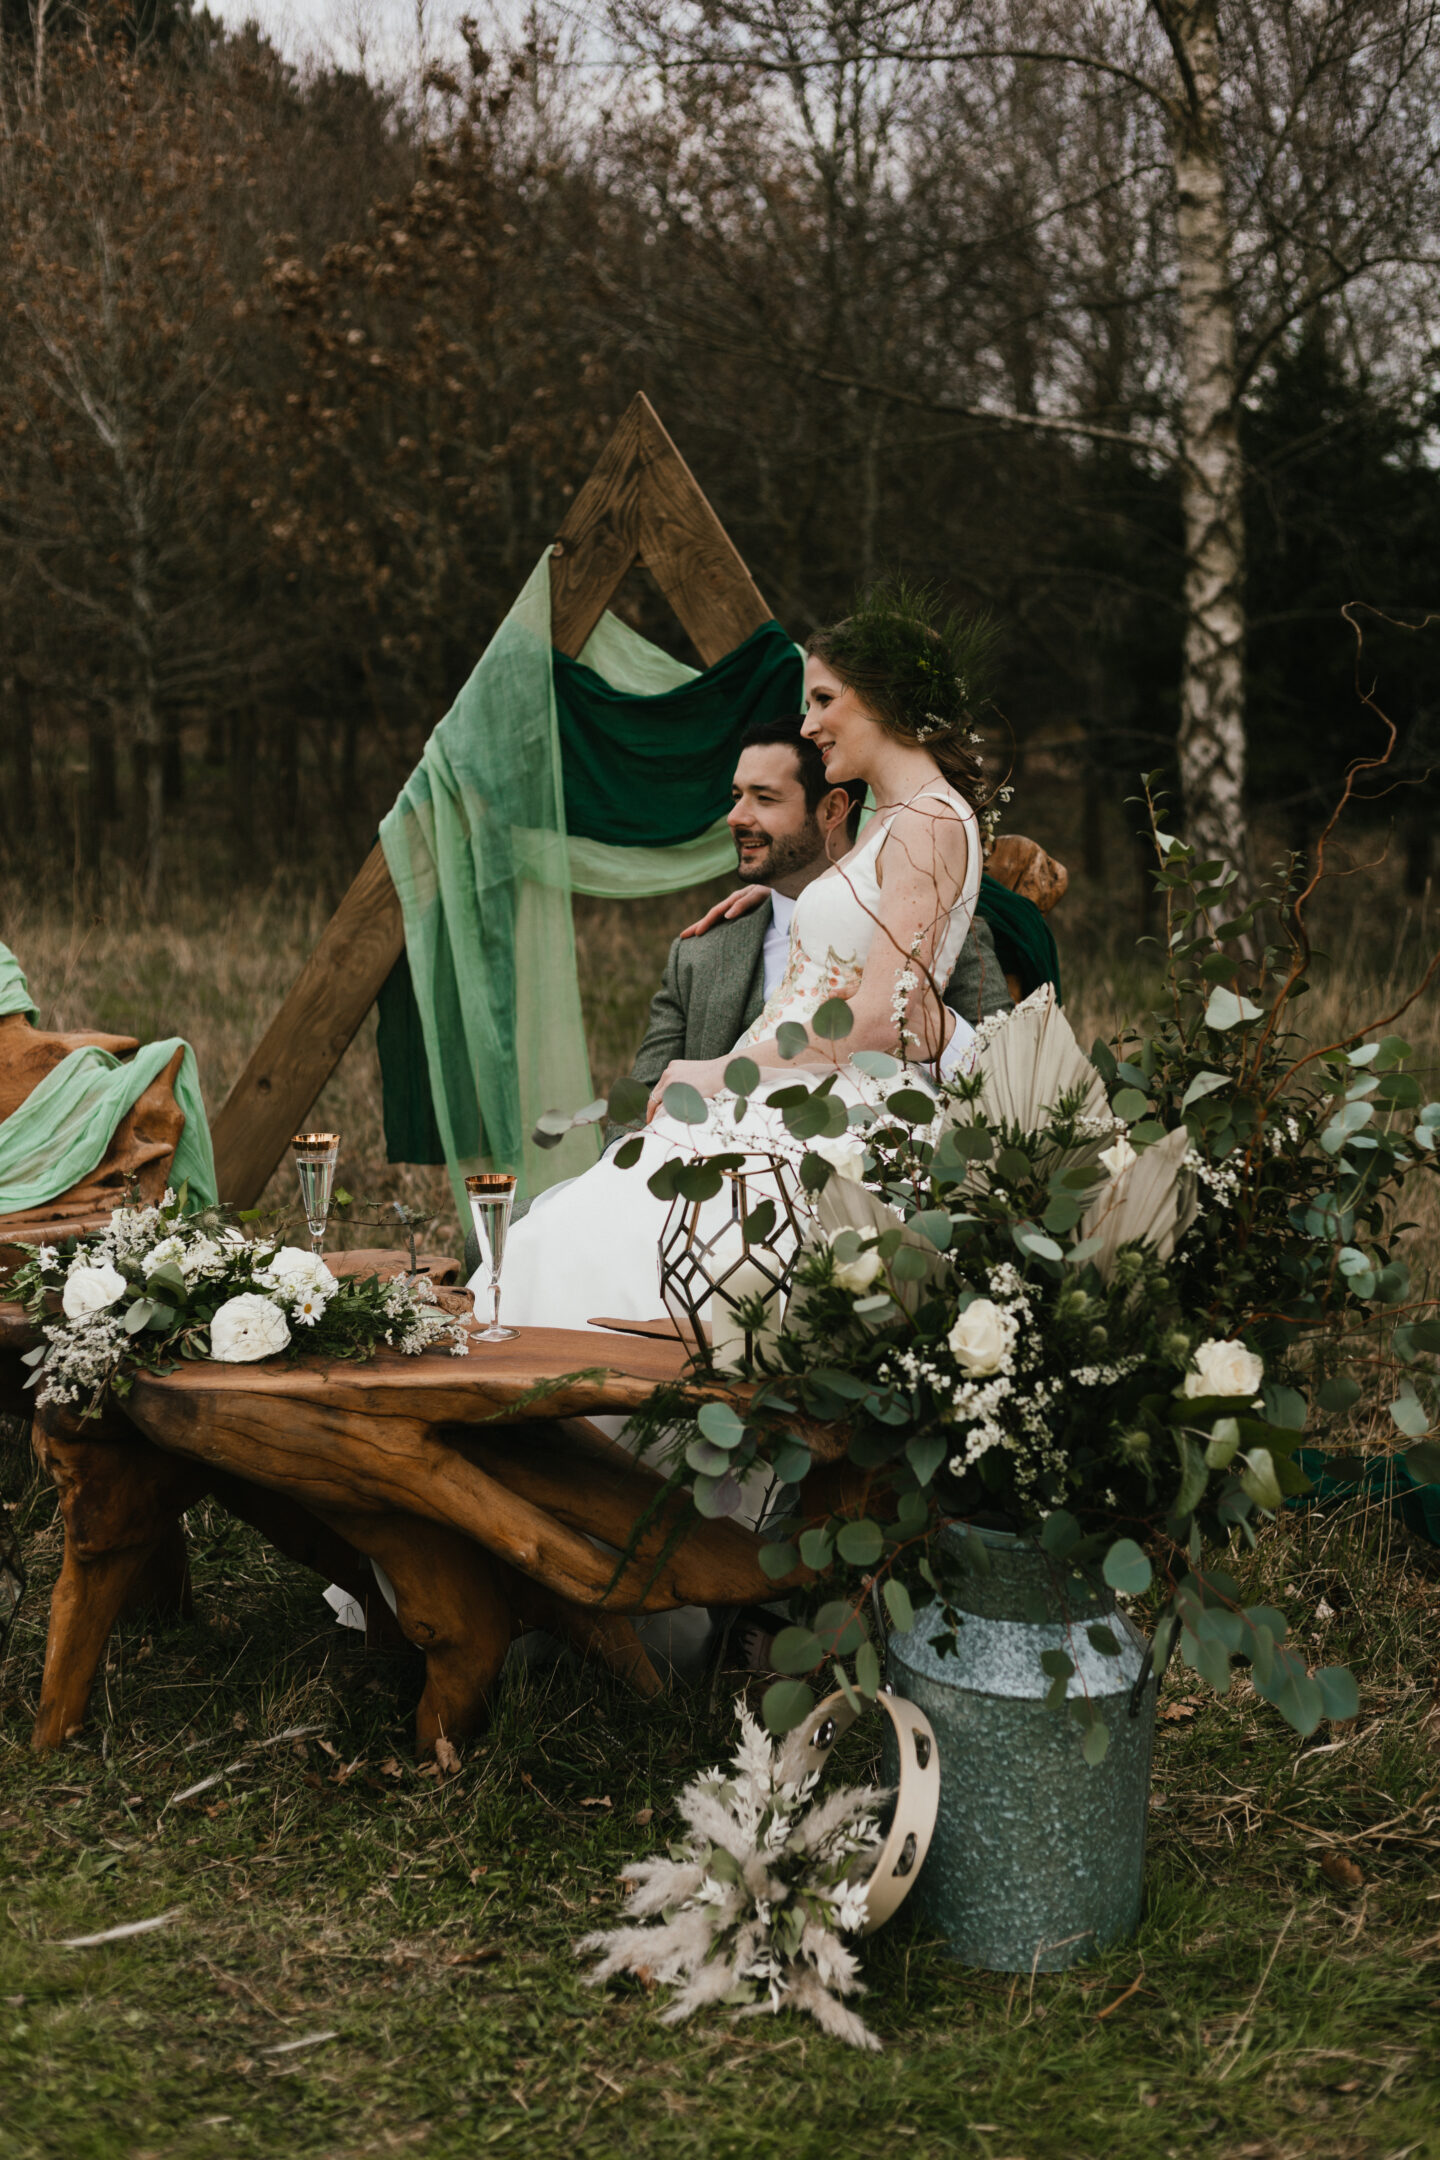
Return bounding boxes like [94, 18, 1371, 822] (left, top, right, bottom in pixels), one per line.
[812, 998, 854, 1041]
[1102, 1538, 1152, 1595]
[770, 1626, 824, 1676]
[835, 1519, 884, 1566]
[662, 1081, 708, 1126]
[607, 1076, 650, 1124]
[697, 1400, 747, 1450]
[760, 1679, 815, 1735]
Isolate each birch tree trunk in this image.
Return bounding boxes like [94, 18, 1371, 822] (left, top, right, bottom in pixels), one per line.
[1155, 0, 1248, 879]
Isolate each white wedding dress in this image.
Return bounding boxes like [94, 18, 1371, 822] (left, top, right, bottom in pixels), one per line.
[493, 780, 981, 1335]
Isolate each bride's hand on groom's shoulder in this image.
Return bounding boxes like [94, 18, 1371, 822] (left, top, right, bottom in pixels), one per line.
[679, 884, 769, 939]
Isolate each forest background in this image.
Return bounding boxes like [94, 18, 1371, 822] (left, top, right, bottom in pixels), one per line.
[5, 0, 1440, 928]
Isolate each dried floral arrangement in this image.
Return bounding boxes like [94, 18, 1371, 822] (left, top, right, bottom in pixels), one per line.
[580, 1698, 889, 2050]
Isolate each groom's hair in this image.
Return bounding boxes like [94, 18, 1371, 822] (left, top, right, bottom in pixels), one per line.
[739, 715, 866, 835]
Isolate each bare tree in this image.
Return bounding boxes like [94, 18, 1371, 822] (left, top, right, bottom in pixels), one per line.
[608, 0, 1440, 877]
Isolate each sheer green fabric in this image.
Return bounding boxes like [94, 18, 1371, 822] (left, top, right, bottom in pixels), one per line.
[379, 557, 591, 1212]
[0, 945, 38, 1022]
[377, 566, 802, 1207]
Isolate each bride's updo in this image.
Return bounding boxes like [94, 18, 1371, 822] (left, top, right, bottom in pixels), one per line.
[805, 578, 997, 821]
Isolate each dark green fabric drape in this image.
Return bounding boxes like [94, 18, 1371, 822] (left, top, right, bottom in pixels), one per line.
[976, 872, 1061, 1004]
[554, 620, 803, 845]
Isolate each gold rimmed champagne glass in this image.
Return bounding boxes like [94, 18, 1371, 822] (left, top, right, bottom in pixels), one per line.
[465, 1173, 519, 1341]
[291, 1133, 340, 1257]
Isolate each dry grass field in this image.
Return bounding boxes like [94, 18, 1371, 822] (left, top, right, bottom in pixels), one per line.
[2, 791, 1439, 2159]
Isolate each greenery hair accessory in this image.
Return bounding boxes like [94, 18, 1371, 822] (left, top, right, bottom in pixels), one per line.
[808, 576, 997, 748]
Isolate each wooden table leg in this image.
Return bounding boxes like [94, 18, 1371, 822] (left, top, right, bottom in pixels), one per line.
[316, 1507, 516, 1757]
[31, 1406, 207, 1750]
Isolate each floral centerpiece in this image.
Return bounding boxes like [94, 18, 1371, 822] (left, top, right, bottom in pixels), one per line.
[14, 1188, 468, 1420]
[565, 789, 1440, 1754]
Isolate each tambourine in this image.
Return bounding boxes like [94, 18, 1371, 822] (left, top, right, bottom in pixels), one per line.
[796, 1685, 941, 1932]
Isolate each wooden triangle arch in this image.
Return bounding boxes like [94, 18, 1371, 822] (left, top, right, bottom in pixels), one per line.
[210, 394, 773, 1207]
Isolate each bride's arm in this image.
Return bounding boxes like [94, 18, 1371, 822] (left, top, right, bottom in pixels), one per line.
[646, 802, 974, 1112]
[740, 799, 972, 1071]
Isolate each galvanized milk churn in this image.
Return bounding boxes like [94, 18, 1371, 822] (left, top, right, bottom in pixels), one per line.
[883, 1524, 1157, 1972]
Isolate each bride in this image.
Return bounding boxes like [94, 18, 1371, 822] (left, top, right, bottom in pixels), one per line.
[493, 582, 994, 1336]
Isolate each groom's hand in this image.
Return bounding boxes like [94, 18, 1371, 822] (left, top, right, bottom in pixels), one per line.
[679, 884, 770, 939]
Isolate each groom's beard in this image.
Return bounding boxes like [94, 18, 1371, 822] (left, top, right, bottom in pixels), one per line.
[732, 816, 825, 884]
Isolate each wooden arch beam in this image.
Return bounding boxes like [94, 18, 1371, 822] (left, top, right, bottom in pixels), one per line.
[210, 394, 772, 1208]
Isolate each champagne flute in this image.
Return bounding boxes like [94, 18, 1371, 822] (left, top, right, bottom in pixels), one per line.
[291, 1133, 340, 1258]
[465, 1172, 519, 1341]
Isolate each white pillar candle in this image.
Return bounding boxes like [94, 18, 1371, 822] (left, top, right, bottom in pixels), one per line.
[707, 1224, 784, 1367]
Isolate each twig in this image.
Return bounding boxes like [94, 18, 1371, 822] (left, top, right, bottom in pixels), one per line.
[1213, 1907, 1296, 2079]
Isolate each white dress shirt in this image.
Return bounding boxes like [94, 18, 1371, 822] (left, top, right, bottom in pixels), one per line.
[761, 890, 796, 1000]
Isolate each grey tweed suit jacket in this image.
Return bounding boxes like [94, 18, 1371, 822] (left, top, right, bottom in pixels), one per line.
[629, 902, 1011, 1090]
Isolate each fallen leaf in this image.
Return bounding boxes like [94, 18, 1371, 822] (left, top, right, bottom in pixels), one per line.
[581, 1795, 612, 1810]
[446, 1945, 502, 1967]
[380, 1758, 404, 1779]
[1160, 1699, 1201, 1724]
[1320, 1850, 1365, 1892]
[316, 1738, 340, 1759]
[634, 1807, 654, 1826]
[434, 1736, 461, 1775]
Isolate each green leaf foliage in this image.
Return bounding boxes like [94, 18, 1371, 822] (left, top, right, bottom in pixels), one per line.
[835, 1519, 884, 1567]
[761, 1679, 816, 1735]
[661, 1081, 708, 1125]
[812, 997, 854, 1041]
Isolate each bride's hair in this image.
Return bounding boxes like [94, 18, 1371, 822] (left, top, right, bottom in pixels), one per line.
[804, 577, 997, 817]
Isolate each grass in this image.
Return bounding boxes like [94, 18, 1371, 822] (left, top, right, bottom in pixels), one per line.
[2, 793, 1440, 2156]
[1, 1441, 1438, 2160]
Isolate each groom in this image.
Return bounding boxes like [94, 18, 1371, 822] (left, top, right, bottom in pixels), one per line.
[630, 715, 1011, 1094]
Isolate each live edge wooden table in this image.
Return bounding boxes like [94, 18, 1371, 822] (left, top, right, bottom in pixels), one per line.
[1, 1298, 832, 1759]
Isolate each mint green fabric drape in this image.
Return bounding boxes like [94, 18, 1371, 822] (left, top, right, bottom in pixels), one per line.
[0, 1044, 217, 1217]
[0, 946, 38, 1023]
[0, 939, 216, 1215]
[377, 567, 804, 1208]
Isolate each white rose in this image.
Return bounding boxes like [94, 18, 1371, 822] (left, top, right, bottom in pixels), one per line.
[1182, 1337, 1265, 1400]
[828, 1233, 883, 1294]
[260, 1246, 338, 1301]
[809, 1134, 868, 1183]
[180, 1236, 227, 1281]
[1098, 1135, 1137, 1181]
[947, 1297, 1012, 1377]
[209, 1294, 291, 1363]
[62, 1262, 128, 1319]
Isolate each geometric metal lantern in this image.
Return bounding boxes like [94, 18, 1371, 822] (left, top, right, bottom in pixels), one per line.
[658, 1153, 805, 1371]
